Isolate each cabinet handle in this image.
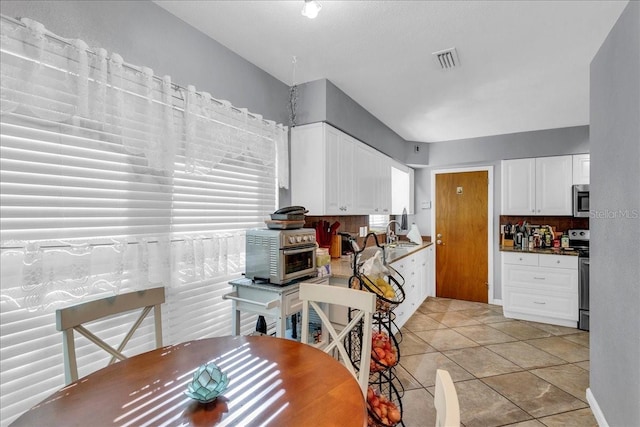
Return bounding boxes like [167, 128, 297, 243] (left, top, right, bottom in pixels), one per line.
[533, 301, 546, 305]
[519, 257, 523, 261]
[556, 260, 561, 264]
[533, 277, 546, 280]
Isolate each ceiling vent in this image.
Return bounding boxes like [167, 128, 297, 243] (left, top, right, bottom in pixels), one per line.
[432, 47, 460, 70]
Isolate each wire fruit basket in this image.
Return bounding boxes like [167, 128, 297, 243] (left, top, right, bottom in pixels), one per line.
[366, 372, 403, 427]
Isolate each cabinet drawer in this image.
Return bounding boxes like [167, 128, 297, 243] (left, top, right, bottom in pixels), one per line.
[283, 290, 302, 316]
[504, 288, 577, 320]
[539, 254, 578, 269]
[503, 252, 538, 266]
[505, 266, 577, 292]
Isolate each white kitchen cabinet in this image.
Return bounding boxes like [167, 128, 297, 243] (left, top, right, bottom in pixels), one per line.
[355, 144, 391, 214]
[292, 122, 405, 215]
[391, 161, 414, 215]
[502, 252, 578, 327]
[374, 154, 391, 214]
[572, 154, 590, 185]
[290, 123, 354, 215]
[420, 245, 435, 299]
[354, 143, 377, 213]
[501, 156, 573, 215]
[388, 245, 433, 329]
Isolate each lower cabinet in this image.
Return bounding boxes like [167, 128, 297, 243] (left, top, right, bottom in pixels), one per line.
[390, 245, 433, 329]
[502, 252, 578, 327]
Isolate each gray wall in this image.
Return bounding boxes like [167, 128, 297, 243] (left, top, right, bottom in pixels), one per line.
[414, 125, 590, 301]
[590, 1, 640, 425]
[296, 79, 418, 164]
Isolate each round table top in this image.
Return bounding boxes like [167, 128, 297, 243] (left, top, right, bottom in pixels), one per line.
[11, 336, 367, 427]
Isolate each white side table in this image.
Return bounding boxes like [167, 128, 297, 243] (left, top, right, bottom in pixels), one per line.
[225, 277, 328, 338]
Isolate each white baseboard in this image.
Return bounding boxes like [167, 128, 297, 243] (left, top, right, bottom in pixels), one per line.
[491, 298, 503, 306]
[586, 387, 609, 427]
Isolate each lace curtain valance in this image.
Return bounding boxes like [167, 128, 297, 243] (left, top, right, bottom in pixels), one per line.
[0, 16, 289, 183]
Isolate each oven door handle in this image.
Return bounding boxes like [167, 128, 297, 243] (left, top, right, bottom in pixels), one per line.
[282, 247, 314, 256]
[583, 261, 590, 266]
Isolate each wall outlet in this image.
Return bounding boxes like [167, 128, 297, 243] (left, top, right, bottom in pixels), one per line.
[421, 201, 431, 209]
[359, 226, 368, 237]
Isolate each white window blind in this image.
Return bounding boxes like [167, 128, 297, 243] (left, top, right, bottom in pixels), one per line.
[0, 15, 286, 426]
[369, 214, 390, 231]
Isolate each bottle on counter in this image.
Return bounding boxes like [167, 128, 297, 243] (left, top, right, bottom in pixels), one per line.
[561, 234, 570, 248]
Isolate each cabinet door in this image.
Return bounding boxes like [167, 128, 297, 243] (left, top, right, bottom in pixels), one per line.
[326, 128, 355, 215]
[325, 126, 343, 215]
[426, 246, 435, 298]
[535, 156, 573, 215]
[375, 155, 391, 214]
[416, 249, 429, 299]
[290, 123, 326, 215]
[572, 154, 590, 185]
[338, 133, 355, 214]
[502, 158, 535, 215]
[354, 143, 377, 214]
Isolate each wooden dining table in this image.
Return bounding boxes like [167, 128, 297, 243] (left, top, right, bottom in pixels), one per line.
[11, 335, 368, 427]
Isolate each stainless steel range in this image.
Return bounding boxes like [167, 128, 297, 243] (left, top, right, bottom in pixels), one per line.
[569, 229, 590, 331]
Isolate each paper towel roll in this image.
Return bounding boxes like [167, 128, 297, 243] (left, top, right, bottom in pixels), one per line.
[407, 223, 422, 245]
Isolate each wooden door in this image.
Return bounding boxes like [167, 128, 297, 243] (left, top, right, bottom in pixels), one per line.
[435, 171, 488, 303]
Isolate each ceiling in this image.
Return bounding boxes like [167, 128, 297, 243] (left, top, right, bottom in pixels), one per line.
[155, 1, 628, 143]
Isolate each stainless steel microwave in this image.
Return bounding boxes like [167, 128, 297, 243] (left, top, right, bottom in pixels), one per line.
[245, 228, 317, 284]
[573, 184, 590, 217]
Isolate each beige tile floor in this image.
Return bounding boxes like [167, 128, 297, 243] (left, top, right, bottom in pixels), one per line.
[395, 297, 594, 427]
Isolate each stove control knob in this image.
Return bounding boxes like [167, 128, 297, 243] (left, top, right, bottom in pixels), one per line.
[302, 235, 308, 242]
[296, 236, 302, 243]
[289, 237, 295, 243]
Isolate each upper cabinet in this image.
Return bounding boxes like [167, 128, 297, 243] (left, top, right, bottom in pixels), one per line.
[502, 156, 573, 215]
[391, 162, 414, 215]
[291, 122, 412, 216]
[572, 154, 590, 185]
[290, 123, 354, 215]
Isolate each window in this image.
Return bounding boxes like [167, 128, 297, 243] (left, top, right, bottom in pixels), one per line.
[0, 16, 287, 425]
[369, 215, 390, 231]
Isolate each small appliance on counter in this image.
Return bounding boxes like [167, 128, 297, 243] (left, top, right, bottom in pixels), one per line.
[245, 228, 317, 285]
[265, 206, 308, 230]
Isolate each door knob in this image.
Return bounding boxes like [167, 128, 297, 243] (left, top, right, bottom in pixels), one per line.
[437, 239, 443, 245]
[437, 233, 442, 238]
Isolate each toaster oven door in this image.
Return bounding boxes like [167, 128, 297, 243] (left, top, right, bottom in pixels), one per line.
[280, 246, 316, 283]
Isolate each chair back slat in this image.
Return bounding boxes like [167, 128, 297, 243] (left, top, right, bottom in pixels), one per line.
[55, 287, 165, 384]
[435, 369, 460, 427]
[56, 287, 165, 331]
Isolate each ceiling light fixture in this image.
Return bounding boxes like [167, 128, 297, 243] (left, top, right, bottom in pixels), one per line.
[301, 0, 322, 19]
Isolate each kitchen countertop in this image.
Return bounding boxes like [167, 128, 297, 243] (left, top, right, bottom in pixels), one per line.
[330, 241, 434, 279]
[500, 246, 580, 256]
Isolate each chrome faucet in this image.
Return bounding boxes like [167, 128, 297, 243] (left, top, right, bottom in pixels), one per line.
[385, 220, 401, 245]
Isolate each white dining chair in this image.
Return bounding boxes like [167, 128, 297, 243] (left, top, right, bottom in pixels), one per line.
[299, 282, 376, 397]
[56, 287, 165, 384]
[434, 369, 460, 427]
